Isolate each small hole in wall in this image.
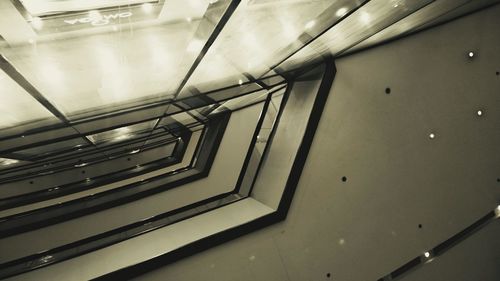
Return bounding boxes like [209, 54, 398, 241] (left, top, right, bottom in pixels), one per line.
[29, 181, 34, 185]
[418, 224, 423, 229]
[385, 87, 391, 94]
[496, 71, 499, 76]
[326, 273, 331, 278]
[497, 178, 500, 182]
[81, 170, 86, 174]
[341, 176, 347, 182]
[127, 158, 131, 161]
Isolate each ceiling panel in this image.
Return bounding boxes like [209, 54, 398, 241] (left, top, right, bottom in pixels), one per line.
[178, 0, 360, 98]
[0, 0, 232, 119]
[86, 119, 158, 145]
[0, 68, 59, 130]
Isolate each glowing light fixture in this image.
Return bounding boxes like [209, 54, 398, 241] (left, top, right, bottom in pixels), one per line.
[142, 3, 153, 13]
[422, 251, 434, 263]
[429, 133, 435, 139]
[468, 51, 474, 58]
[305, 20, 316, 29]
[0, 158, 20, 166]
[360, 12, 371, 24]
[31, 17, 43, 30]
[477, 110, 483, 116]
[114, 134, 131, 141]
[495, 205, 500, 218]
[336, 7, 349, 17]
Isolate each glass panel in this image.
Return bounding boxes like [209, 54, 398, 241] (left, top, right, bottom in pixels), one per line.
[237, 87, 286, 196]
[159, 112, 197, 127]
[0, 68, 57, 131]
[0, 157, 25, 168]
[20, 0, 157, 17]
[211, 87, 283, 114]
[86, 119, 157, 145]
[0, 0, 233, 119]
[180, 0, 359, 96]
[279, 0, 435, 71]
[13, 137, 89, 159]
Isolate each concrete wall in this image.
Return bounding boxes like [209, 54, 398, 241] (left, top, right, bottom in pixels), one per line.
[133, 6, 500, 281]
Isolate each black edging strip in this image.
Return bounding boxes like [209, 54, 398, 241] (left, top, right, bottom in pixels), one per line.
[390, 257, 422, 279]
[379, 210, 497, 281]
[0, 114, 231, 238]
[93, 57, 336, 281]
[432, 210, 495, 256]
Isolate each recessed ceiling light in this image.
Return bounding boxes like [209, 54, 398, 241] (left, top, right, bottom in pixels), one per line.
[468, 51, 474, 58]
[142, 3, 153, 13]
[238, 79, 243, 85]
[495, 205, 500, 218]
[114, 135, 131, 141]
[429, 133, 435, 139]
[0, 158, 19, 166]
[336, 7, 348, 17]
[477, 110, 483, 116]
[31, 17, 43, 30]
[360, 12, 371, 24]
[305, 20, 316, 29]
[424, 252, 431, 258]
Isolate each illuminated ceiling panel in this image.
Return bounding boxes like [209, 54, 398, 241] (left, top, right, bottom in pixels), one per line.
[86, 119, 157, 145]
[278, 0, 435, 70]
[19, 0, 156, 17]
[0, 0, 230, 118]
[180, 0, 347, 96]
[0, 68, 57, 130]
